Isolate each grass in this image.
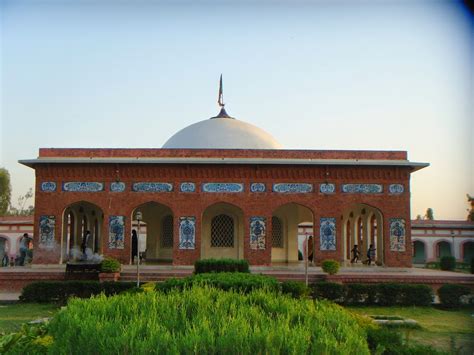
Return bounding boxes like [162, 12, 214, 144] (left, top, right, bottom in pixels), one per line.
[0, 303, 59, 334]
[348, 306, 474, 354]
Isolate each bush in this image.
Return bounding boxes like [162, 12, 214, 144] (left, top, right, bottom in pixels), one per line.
[438, 284, 471, 308]
[345, 284, 377, 306]
[100, 257, 121, 273]
[440, 256, 456, 271]
[156, 273, 279, 294]
[377, 283, 403, 306]
[399, 284, 433, 306]
[321, 259, 340, 275]
[280, 281, 310, 298]
[312, 282, 345, 303]
[19, 281, 136, 304]
[194, 258, 250, 274]
[48, 287, 370, 354]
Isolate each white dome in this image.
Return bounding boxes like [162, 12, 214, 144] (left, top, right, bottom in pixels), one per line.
[162, 115, 282, 149]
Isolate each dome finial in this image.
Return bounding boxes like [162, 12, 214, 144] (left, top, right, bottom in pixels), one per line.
[212, 74, 234, 119]
[218, 74, 225, 107]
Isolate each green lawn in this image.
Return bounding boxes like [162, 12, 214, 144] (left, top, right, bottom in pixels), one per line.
[348, 306, 474, 355]
[0, 303, 59, 334]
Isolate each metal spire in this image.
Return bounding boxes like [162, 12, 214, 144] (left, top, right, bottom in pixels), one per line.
[211, 74, 234, 119]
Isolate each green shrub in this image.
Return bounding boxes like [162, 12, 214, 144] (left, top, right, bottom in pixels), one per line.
[312, 282, 345, 303]
[438, 284, 471, 308]
[439, 256, 456, 271]
[19, 281, 135, 304]
[425, 261, 440, 269]
[48, 287, 370, 354]
[156, 273, 279, 294]
[366, 326, 403, 353]
[0, 323, 51, 354]
[194, 258, 250, 274]
[100, 257, 121, 273]
[377, 283, 403, 306]
[321, 259, 340, 275]
[345, 284, 377, 305]
[399, 284, 433, 306]
[280, 281, 310, 298]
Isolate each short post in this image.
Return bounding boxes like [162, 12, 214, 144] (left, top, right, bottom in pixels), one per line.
[135, 211, 142, 288]
[305, 233, 308, 286]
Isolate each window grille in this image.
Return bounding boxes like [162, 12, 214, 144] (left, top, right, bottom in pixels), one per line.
[211, 214, 234, 247]
[161, 215, 174, 248]
[272, 216, 283, 248]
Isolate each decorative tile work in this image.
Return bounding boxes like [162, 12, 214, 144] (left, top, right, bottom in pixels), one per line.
[63, 182, 104, 192]
[132, 182, 173, 192]
[389, 184, 404, 194]
[41, 182, 57, 192]
[180, 182, 196, 193]
[389, 218, 406, 252]
[319, 183, 335, 194]
[250, 216, 266, 250]
[179, 216, 196, 249]
[202, 183, 244, 193]
[342, 184, 383, 194]
[110, 182, 126, 192]
[272, 183, 313, 193]
[109, 216, 125, 249]
[39, 215, 55, 248]
[250, 183, 266, 193]
[320, 218, 336, 251]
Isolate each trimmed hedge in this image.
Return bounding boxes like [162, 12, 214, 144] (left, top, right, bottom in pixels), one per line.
[19, 281, 137, 304]
[194, 258, 250, 274]
[438, 284, 471, 308]
[440, 256, 456, 271]
[156, 273, 279, 294]
[313, 282, 433, 306]
[100, 257, 121, 273]
[280, 281, 310, 299]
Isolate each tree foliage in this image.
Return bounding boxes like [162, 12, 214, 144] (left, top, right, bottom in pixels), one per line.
[425, 208, 434, 220]
[8, 188, 34, 216]
[0, 167, 12, 215]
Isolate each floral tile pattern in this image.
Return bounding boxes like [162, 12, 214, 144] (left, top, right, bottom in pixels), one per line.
[202, 183, 244, 193]
[110, 182, 126, 192]
[272, 183, 313, 193]
[180, 182, 196, 192]
[341, 184, 383, 194]
[109, 216, 125, 249]
[40, 182, 56, 192]
[132, 182, 173, 192]
[250, 216, 266, 250]
[390, 218, 406, 251]
[319, 183, 335, 194]
[320, 218, 336, 251]
[179, 216, 196, 249]
[63, 182, 104, 192]
[250, 183, 266, 193]
[39, 215, 55, 248]
[388, 184, 404, 194]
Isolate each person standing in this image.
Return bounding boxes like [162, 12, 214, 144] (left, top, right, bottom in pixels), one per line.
[350, 245, 360, 263]
[131, 229, 138, 264]
[18, 233, 31, 266]
[81, 230, 91, 256]
[307, 236, 314, 264]
[367, 244, 376, 266]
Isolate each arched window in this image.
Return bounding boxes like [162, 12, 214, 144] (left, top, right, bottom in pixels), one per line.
[272, 216, 283, 248]
[211, 214, 234, 247]
[161, 215, 174, 248]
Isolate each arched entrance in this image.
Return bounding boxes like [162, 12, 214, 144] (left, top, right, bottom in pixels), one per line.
[131, 202, 174, 264]
[462, 241, 474, 263]
[412, 240, 426, 264]
[271, 203, 313, 264]
[342, 204, 384, 265]
[201, 202, 244, 260]
[61, 201, 103, 263]
[436, 241, 452, 259]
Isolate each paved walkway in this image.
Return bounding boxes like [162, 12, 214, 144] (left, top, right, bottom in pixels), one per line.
[0, 292, 21, 302]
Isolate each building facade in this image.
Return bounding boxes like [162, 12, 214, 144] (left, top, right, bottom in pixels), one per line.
[20, 107, 428, 267]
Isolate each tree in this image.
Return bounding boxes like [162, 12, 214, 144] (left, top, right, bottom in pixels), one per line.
[8, 188, 34, 216]
[425, 208, 434, 220]
[0, 167, 12, 215]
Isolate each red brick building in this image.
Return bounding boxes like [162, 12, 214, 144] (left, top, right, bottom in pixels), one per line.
[20, 107, 428, 267]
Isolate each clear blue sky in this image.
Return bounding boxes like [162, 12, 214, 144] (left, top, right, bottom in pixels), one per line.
[1, 0, 472, 220]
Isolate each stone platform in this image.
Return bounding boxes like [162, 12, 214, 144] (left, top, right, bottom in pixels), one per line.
[1, 264, 473, 295]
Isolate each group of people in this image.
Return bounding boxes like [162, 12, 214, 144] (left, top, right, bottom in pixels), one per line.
[351, 244, 376, 265]
[1, 233, 33, 267]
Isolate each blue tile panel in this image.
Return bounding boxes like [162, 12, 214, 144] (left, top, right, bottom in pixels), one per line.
[39, 215, 55, 248]
[179, 217, 196, 249]
[109, 216, 125, 249]
[319, 183, 335, 194]
[341, 184, 383, 194]
[388, 184, 404, 194]
[250, 183, 266, 193]
[320, 218, 336, 251]
[180, 182, 196, 192]
[272, 183, 313, 193]
[63, 182, 104, 192]
[41, 182, 57, 192]
[110, 182, 126, 192]
[202, 183, 244, 193]
[132, 182, 173, 192]
[389, 218, 406, 251]
[250, 216, 266, 250]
